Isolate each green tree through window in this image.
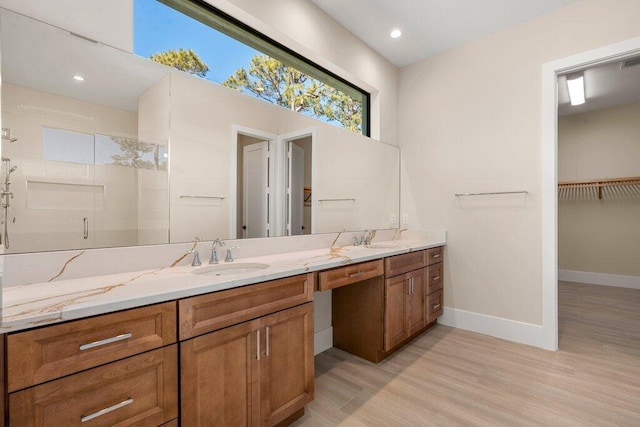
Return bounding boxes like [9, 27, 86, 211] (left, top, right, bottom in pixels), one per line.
[222, 55, 362, 133]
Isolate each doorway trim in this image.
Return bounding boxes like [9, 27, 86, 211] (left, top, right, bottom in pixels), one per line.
[540, 36, 640, 351]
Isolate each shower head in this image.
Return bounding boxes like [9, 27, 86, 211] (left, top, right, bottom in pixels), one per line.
[9, 166, 17, 173]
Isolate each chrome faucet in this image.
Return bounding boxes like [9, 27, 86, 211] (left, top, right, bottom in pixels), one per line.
[363, 230, 374, 245]
[209, 238, 225, 264]
[188, 249, 201, 266]
[225, 246, 238, 263]
[189, 237, 202, 266]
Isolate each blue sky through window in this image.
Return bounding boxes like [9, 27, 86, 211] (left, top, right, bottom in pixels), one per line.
[133, 0, 259, 83]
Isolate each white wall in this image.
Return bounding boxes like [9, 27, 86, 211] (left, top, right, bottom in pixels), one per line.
[558, 102, 640, 277]
[399, 0, 640, 328]
[0, 0, 133, 52]
[203, 0, 399, 146]
[167, 71, 400, 242]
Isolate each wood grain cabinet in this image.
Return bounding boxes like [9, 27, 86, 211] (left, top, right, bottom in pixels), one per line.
[332, 247, 444, 363]
[5, 300, 179, 427]
[425, 247, 444, 322]
[180, 274, 315, 426]
[383, 268, 426, 351]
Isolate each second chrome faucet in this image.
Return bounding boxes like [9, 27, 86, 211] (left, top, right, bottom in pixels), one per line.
[209, 238, 237, 264]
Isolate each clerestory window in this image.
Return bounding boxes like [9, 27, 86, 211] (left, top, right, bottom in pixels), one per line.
[134, 0, 370, 135]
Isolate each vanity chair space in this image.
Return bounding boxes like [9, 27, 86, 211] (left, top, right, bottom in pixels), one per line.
[329, 246, 445, 363]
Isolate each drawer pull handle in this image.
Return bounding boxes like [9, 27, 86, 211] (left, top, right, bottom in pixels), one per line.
[433, 304, 441, 310]
[348, 272, 364, 278]
[81, 397, 133, 423]
[432, 276, 440, 281]
[79, 333, 132, 351]
[433, 253, 440, 258]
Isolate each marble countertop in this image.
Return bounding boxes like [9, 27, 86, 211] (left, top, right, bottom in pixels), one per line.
[1, 238, 445, 333]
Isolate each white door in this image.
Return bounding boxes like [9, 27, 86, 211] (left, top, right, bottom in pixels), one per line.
[243, 141, 270, 238]
[287, 141, 304, 236]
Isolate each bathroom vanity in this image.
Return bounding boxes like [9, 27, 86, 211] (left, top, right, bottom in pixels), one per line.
[0, 236, 445, 426]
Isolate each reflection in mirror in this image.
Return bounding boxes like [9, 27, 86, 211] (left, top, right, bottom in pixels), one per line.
[235, 129, 314, 239]
[0, 6, 400, 255]
[0, 7, 170, 253]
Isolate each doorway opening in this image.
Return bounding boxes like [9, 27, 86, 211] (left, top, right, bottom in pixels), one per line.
[541, 36, 640, 351]
[232, 126, 315, 239]
[233, 127, 277, 239]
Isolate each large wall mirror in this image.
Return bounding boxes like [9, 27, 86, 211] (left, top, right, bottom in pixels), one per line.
[0, 6, 400, 254]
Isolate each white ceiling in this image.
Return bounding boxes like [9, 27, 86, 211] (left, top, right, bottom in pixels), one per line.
[1, 8, 169, 113]
[310, 0, 578, 67]
[311, 0, 640, 114]
[558, 59, 640, 115]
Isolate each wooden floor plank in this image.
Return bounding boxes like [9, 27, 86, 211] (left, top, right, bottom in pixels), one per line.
[293, 281, 640, 426]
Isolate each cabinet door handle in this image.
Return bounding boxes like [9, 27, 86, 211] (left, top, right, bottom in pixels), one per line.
[433, 253, 440, 258]
[81, 397, 133, 423]
[265, 326, 270, 357]
[433, 304, 441, 310]
[348, 271, 364, 278]
[432, 276, 440, 281]
[79, 332, 132, 351]
[83, 217, 89, 240]
[256, 329, 261, 361]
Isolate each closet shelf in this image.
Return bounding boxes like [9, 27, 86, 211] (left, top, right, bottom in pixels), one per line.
[558, 176, 640, 199]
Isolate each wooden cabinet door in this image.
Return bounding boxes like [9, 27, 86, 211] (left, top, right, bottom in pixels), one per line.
[406, 269, 426, 335]
[181, 318, 261, 427]
[384, 275, 408, 351]
[260, 303, 314, 426]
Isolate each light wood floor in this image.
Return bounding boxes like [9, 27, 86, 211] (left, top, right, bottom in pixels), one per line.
[293, 281, 640, 426]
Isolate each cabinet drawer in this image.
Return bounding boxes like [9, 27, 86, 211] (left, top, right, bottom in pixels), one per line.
[426, 262, 443, 294]
[7, 302, 177, 392]
[426, 246, 444, 266]
[179, 273, 314, 340]
[384, 251, 425, 278]
[426, 290, 444, 324]
[9, 345, 178, 426]
[318, 259, 383, 291]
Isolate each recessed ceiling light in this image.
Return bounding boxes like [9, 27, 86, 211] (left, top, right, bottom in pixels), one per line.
[73, 75, 85, 81]
[390, 29, 402, 39]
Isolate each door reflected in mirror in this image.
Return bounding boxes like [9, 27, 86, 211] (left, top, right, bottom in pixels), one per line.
[235, 129, 313, 239]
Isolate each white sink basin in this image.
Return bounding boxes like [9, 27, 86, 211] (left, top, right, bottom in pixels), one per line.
[192, 263, 270, 276]
[363, 243, 400, 249]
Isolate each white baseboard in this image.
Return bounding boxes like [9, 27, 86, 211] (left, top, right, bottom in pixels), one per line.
[314, 326, 333, 355]
[438, 307, 545, 349]
[558, 269, 640, 290]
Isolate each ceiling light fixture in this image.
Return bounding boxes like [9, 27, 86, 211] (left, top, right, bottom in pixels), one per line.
[390, 29, 402, 39]
[566, 73, 585, 106]
[73, 75, 85, 81]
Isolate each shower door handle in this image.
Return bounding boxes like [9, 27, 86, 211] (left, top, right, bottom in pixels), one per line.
[83, 217, 89, 240]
